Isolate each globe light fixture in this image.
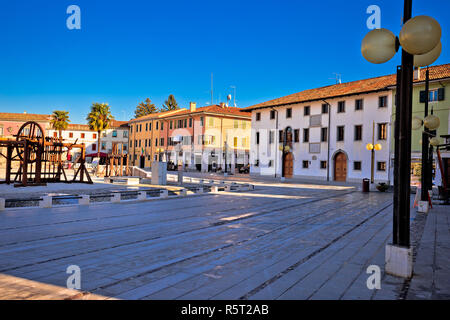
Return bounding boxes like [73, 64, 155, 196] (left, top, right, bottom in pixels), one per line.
[423, 114, 440, 130]
[414, 41, 442, 67]
[366, 143, 374, 151]
[429, 137, 440, 146]
[411, 116, 423, 130]
[374, 144, 382, 151]
[361, 29, 398, 64]
[399, 15, 442, 55]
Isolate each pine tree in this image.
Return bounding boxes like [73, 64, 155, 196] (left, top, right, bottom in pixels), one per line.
[134, 98, 157, 118]
[161, 94, 179, 111]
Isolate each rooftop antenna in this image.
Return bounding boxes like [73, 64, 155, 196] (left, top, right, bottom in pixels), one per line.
[230, 85, 236, 107]
[329, 73, 342, 84]
[211, 73, 214, 105]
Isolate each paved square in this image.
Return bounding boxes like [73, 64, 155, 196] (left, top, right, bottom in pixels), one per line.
[0, 181, 422, 299]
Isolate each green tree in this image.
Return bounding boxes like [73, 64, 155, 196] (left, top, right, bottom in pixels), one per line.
[86, 103, 114, 174]
[161, 94, 179, 111]
[134, 98, 157, 118]
[50, 110, 70, 139]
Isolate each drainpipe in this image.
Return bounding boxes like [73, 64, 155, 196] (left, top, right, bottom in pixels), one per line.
[322, 100, 331, 181]
[270, 107, 279, 178]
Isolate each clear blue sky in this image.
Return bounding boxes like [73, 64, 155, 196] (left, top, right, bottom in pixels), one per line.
[0, 0, 449, 123]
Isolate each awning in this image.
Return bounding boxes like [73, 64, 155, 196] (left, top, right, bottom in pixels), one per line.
[85, 152, 108, 158]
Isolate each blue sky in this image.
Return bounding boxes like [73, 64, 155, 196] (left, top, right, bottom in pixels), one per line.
[0, 0, 449, 123]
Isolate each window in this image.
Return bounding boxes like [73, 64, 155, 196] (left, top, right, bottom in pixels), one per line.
[354, 125, 362, 141]
[269, 131, 274, 144]
[321, 104, 328, 114]
[156, 122, 159, 130]
[103, 132, 107, 138]
[304, 106, 310, 116]
[234, 120, 239, 129]
[80, 133, 85, 139]
[161, 122, 164, 130]
[145, 123, 148, 131]
[234, 137, 238, 147]
[155, 138, 158, 147]
[355, 99, 364, 111]
[242, 121, 247, 129]
[337, 126, 345, 141]
[377, 161, 386, 171]
[93, 133, 97, 139]
[337, 101, 345, 113]
[139, 124, 142, 132]
[149, 122, 152, 131]
[420, 88, 445, 102]
[302, 161, 309, 169]
[321, 127, 328, 142]
[101, 142, 106, 150]
[189, 118, 192, 127]
[123, 143, 127, 151]
[170, 121, 173, 130]
[92, 144, 96, 151]
[200, 117, 204, 126]
[379, 96, 387, 108]
[378, 123, 387, 140]
[160, 138, 164, 146]
[208, 117, 214, 127]
[256, 113, 261, 121]
[69, 132, 73, 138]
[286, 108, 292, 118]
[183, 119, 187, 128]
[320, 161, 327, 169]
[354, 161, 362, 171]
[268, 160, 273, 167]
[145, 139, 148, 147]
[138, 140, 141, 147]
[123, 131, 128, 138]
[279, 130, 283, 143]
[53, 132, 57, 138]
[294, 129, 300, 142]
[270, 110, 276, 119]
[112, 130, 117, 137]
[303, 128, 309, 142]
[256, 132, 260, 145]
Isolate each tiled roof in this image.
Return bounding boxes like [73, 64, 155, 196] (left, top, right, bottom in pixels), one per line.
[244, 63, 450, 111]
[109, 120, 129, 128]
[0, 112, 51, 122]
[129, 109, 187, 123]
[166, 105, 251, 118]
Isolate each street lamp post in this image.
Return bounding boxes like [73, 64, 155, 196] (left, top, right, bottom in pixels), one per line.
[361, 0, 442, 278]
[366, 121, 382, 184]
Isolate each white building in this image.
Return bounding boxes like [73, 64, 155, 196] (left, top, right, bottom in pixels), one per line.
[48, 120, 129, 161]
[243, 74, 395, 184]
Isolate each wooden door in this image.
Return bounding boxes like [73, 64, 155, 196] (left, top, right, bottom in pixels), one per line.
[140, 156, 145, 168]
[284, 152, 293, 178]
[334, 152, 347, 181]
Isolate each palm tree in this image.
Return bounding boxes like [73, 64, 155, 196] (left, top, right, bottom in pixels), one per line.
[161, 94, 179, 111]
[134, 98, 158, 118]
[86, 103, 114, 174]
[50, 110, 70, 139]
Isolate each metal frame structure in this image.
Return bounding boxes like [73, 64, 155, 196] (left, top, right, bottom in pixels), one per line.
[0, 121, 92, 187]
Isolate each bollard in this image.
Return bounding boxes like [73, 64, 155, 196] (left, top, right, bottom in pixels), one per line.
[78, 195, 90, 206]
[137, 191, 147, 201]
[160, 189, 169, 198]
[211, 186, 219, 193]
[39, 196, 52, 208]
[111, 193, 121, 203]
[179, 189, 187, 197]
[0, 198, 5, 211]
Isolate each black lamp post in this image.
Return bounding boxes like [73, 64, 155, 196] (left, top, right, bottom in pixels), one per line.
[361, 0, 442, 277]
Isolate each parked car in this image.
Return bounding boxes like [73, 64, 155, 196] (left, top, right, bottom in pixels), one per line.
[238, 164, 250, 174]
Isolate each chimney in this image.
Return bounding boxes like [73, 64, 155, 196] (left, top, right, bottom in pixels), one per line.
[413, 67, 421, 81]
[189, 102, 196, 112]
[220, 102, 226, 108]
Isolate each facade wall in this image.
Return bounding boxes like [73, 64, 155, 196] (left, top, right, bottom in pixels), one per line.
[250, 91, 393, 184]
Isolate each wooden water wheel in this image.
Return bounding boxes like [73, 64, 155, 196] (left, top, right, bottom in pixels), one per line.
[15, 121, 45, 163]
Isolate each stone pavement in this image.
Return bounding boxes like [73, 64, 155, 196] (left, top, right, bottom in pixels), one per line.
[0, 179, 447, 300]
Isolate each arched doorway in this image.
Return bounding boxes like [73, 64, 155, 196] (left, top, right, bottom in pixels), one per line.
[284, 152, 294, 178]
[334, 152, 347, 181]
